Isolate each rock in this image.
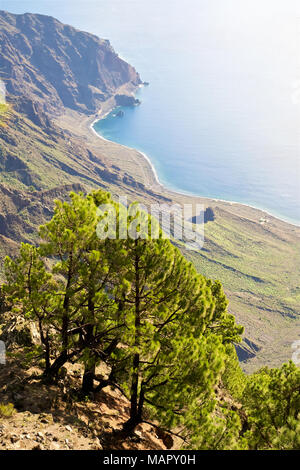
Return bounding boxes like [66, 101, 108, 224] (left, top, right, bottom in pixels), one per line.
[50, 442, 60, 450]
[190, 207, 215, 225]
[155, 428, 174, 449]
[40, 418, 49, 424]
[115, 94, 141, 107]
[36, 432, 44, 442]
[65, 425, 72, 432]
[0, 315, 37, 348]
[0, 11, 142, 118]
[39, 413, 53, 424]
[93, 438, 103, 450]
[32, 443, 44, 450]
[14, 97, 52, 129]
[72, 370, 81, 378]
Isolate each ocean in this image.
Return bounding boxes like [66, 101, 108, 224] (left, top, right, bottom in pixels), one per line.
[2, 0, 300, 224]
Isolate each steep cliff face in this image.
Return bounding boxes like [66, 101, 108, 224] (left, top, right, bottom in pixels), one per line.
[0, 11, 151, 271]
[0, 10, 141, 116]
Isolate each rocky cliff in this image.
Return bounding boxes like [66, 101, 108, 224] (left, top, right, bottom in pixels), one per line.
[0, 11, 148, 271]
[0, 10, 141, 117]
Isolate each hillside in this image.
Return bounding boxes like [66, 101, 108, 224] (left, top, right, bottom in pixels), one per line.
[0, 189, 298, 451]
[0, 354, 170, 451]
[0, 11, 299, 373]
[0, 10, 141, 118]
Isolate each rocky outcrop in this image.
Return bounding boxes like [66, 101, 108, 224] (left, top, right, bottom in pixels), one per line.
[0, 313, 40, 348]
[235, 338, 261, 362]
[12, 97, 52, 129]
[190, 207, 215, 225]
[115, 94, 141, 107]
[0, 11, 142, 119]
[0, 356, 169, 450]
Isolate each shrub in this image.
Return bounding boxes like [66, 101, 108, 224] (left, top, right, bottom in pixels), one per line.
[0, 402, 16, 418]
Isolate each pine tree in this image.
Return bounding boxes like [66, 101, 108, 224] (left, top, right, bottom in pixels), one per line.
[95, 202, 244, 434]
[3, 190, 245, 443]
[242, 361, 300, 450]
[4, 243, 57, 372]
[4, 191, 124, 385]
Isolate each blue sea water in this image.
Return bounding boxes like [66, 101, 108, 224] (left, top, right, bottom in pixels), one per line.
[2, 0, 300, 224]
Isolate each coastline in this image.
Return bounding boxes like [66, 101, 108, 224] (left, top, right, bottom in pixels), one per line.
[90, 116, 161, 185]
[90, 109, 300, 229]
[54, 97, 300, 373]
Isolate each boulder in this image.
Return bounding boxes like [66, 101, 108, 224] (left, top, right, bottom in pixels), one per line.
[0, 313, 40, 348]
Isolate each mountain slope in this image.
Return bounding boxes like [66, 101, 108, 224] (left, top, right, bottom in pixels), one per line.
[0, 11, 299, 372]
[0, 10, 141, 117]
[0, 10, 149, 267]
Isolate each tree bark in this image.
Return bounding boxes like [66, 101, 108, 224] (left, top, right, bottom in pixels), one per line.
[123, 243, 142, 434]
[81, 293, 96, 393]
[82, 362, 95, 394]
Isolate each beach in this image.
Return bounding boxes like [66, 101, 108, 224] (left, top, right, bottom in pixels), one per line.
[54, 97, 300, 373]
[90, 102, 300, 229]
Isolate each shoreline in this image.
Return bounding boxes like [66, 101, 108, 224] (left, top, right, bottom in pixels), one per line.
[45, 96, 300, 372]
[90, 116, 161, 185]
[90, 109, 300, 229]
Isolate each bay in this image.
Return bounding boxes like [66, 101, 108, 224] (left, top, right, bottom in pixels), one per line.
[3, 0, 300, 224]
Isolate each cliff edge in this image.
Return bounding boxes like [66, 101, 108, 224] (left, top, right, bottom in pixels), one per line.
[0, 10, 141, 118]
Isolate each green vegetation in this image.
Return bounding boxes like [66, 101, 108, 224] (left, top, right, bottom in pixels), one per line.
[183, 209, 300, 371]
[1, 190, 299, 449]
[0, 103, 9, 127]
[1, 107, 299, 372]
[242, 362, 300, 449]
[0, 402, 16, 418]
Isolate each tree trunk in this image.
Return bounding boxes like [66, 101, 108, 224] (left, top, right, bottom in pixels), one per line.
[82, 362, 95, 394]
[43, 350, 69, 380]
[38, 318, 50, 373]
[81, 294, 96, 393]
[44, 331, 51, 373]
[123, 244, 142, 434]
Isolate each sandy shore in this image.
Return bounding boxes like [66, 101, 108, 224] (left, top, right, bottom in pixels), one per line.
[89, 103, 300, 229]
[90, 116, 161, 186]
[54, 97, 300, 372]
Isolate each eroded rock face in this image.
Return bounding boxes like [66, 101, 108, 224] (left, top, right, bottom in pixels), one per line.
[115, 94, 141, 107]
[235, 338, 261, 362]
[0, 313, 40, 348]
[0, 10, 142, 117]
